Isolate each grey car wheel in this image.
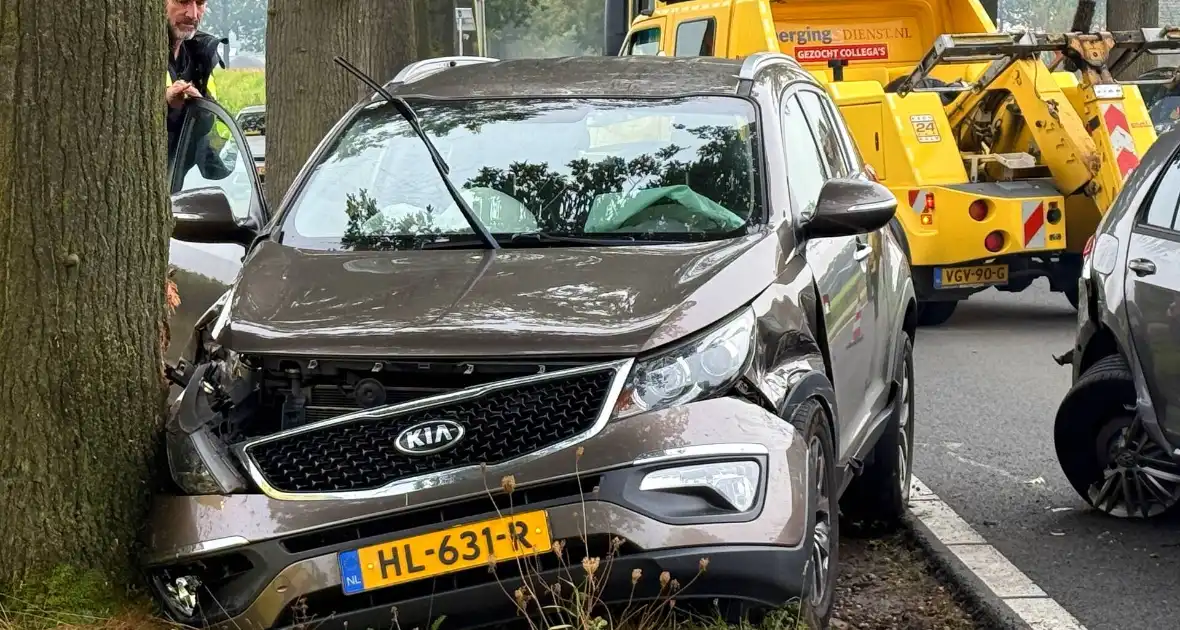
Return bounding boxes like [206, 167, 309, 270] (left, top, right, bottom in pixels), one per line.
[1055, 354, 1180, 518]
[789, 399, 837, 628]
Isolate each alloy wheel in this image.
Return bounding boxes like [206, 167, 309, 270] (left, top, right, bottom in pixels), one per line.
[897, 352, 915, 504]
[807, 435, 832, 608]
[1087, 412, 1180, 518]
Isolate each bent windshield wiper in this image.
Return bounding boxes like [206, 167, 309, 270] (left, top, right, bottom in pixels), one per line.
[332, 56, 499, 250]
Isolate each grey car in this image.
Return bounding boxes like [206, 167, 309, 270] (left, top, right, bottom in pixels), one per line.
[150, 54, 918, 630]
[1054, 126, 1180, 518]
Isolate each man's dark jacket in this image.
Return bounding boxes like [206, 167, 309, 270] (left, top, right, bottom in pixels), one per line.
[167, 28, 230, 178]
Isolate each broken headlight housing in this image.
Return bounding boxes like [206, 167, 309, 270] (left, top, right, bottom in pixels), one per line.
[615, 306, 756, 419]
[165, 361, 250, 495]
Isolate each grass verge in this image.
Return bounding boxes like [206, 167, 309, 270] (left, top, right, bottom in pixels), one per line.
[211, 68, 265, 117]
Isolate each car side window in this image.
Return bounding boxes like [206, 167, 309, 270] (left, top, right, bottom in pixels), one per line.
[173, 106, 255, 221]
[674, 19, 715, 56]
[626, 28, 661, 55]
[1141, 156, 1180, 231]
[797, 90, 852, 179]
[781, 92, 830, 220]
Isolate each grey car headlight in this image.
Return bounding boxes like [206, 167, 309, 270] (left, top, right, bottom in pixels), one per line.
[165, 363, 250, 496]
[166, 426, 247, 495]
[615, 307, 756, 419]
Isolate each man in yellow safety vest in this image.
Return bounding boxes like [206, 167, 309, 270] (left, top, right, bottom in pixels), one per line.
[165, 0, 230, 178]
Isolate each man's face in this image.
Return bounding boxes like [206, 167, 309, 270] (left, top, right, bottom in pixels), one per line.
[167, 0, 207, 41]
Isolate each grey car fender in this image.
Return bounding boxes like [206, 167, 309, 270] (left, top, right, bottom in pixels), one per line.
[777, 369, 839, 448]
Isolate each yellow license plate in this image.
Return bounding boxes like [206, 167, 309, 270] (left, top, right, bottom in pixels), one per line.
[934, 264, 1009, 288]
[338, 511, 552, 594]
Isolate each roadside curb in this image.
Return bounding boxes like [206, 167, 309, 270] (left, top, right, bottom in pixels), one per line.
[901, 510, 1028, 630]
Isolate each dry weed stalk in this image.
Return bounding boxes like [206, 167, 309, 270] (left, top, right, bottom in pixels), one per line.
[480, 448, 708, 630]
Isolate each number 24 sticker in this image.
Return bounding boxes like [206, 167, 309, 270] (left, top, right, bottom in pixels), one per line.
[910, 114, 941, 143]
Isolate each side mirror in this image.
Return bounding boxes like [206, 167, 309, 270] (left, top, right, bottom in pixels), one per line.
[172, 187, 255, 247]
[804, 177, 898, 239]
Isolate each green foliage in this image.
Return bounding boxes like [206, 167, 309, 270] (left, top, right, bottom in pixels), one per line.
[211, 68, 265, 117]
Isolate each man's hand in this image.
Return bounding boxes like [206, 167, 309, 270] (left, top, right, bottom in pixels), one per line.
[166, 80, 201, 109]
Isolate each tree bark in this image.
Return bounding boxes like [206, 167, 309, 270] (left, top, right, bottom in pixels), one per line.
[1107, 0, 1159, 78]
[0, 0, 171, 589]
[265, 0, 421, 205]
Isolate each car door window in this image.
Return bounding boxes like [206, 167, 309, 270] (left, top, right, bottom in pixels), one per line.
[626, 27, 661, 55]
[1142, 157, 1180, 231]
[674, 19, 715, 56]
[172, 104, 258, 222]
[781, 93, 829, 220]
[797, 90, 852, 179]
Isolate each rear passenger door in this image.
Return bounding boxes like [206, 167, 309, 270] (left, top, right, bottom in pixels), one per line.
[780, 86, 875, 457]
[1124, 152, 1180, 437]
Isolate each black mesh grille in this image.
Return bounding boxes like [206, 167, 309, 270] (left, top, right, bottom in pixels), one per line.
[247, 369, 616, 493]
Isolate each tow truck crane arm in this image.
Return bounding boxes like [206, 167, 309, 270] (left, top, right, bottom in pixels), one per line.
[893, 27, 1180, 212]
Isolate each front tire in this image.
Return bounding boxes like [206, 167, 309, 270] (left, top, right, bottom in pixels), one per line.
[788, 399, 838, 629]
[1054, 354, 1180, 518]
[841, 335, 915, 532]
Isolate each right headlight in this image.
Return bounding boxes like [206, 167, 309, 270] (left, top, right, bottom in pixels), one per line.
[615, 307, 756, 419]
[165, 363, 250, 496]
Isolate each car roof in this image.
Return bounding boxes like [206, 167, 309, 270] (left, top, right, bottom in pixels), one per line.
[238, 105, 266, 114]
[386, 56, 751, 99]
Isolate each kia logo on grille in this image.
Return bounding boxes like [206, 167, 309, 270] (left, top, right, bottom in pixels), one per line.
[394, 418, 466, 456]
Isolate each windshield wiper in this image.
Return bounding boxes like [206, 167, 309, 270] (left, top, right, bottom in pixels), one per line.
[507, 232, 642, 246]
[332, 56, 499, 250]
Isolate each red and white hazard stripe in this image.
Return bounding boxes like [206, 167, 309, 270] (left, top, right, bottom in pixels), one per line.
[1022, 200, 1046, 249]
[906, 189, 931, 213]
[1100, 103, 1141, 179]
[822, 294, 831, 315]
[851, 309, 863, 342]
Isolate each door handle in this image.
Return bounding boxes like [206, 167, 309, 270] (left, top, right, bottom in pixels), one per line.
[1129, 258, 1157, 276]
[854, 240, 872, 261]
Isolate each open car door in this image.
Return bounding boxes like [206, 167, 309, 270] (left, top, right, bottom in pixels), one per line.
[166, 97, 269, 375]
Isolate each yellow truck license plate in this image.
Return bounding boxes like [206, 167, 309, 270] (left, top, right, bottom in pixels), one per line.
[338, 511, 552, 594]
[934, 264, 1009, 288]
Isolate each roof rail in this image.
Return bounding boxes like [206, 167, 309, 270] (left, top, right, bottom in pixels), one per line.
[388, 56, 499, 86]
[738, 52, 803, 80]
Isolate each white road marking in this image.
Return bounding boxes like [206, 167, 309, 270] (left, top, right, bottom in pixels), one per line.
[909, 477, 1088, 630]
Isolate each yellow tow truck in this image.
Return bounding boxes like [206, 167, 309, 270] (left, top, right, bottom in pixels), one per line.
[605, 0, 1180, 325]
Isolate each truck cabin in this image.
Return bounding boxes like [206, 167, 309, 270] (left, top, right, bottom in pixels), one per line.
[604, 0, 998, 89]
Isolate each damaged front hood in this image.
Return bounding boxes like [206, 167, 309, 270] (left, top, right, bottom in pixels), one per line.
[211, 236, 775, 358]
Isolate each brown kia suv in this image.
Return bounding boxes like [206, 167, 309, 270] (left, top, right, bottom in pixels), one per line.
[150, 53, 918, 630]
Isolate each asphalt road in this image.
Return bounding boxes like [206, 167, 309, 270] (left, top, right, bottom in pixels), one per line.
[912, 281, 1180, 630]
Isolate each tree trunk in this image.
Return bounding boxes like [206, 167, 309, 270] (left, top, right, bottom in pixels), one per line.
[1107, 0, 1159, 78]
[0, 0, 171, 591]
[265, 0, 422, 205]
[429, 0, 458, 57]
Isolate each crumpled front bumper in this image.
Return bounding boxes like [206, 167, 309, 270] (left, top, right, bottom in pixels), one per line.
[142, 396, 812, 629]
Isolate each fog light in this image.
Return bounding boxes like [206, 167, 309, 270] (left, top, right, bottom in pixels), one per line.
[969, 199, 989, 221]
[163, 575, 202, 617]
[984, 230, 1005, 253]
[639, 461, 759, 511]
